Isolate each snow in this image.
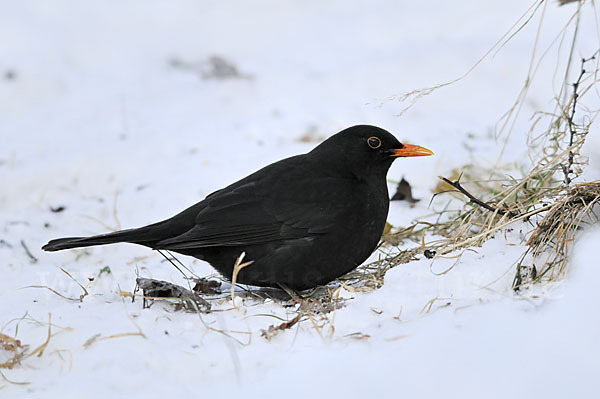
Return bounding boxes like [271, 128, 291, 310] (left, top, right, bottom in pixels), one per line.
[1, 1, 599, 398]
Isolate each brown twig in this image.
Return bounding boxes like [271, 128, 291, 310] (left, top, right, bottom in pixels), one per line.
[439, 176, 511, 216]
[260, 314, 302, 340]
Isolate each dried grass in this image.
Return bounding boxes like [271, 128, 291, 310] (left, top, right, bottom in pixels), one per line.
[22, 267, 89, 302]
[0, 333, 27, 370]
[0, 313, 75, 385]
[516, 180, 600, 286]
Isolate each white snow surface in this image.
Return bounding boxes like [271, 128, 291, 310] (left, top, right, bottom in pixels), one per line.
[1, 1, 599, 398]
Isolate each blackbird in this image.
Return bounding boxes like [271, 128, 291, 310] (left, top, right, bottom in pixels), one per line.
[42, 125, 433, 290]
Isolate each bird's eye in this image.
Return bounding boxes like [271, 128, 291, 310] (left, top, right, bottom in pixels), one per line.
[367, 136, 381, 149]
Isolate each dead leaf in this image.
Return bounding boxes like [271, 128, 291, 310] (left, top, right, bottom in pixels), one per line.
[260, 314, 302, 340]
[391, 178, 420, 204]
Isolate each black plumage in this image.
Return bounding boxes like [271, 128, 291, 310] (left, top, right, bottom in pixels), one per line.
[42, 125, 433, 290]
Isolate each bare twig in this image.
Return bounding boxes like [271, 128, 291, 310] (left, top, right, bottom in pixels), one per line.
[20, 240, 37, 263]
[563, 54, 597, 185]
[439, 177, 512, 216]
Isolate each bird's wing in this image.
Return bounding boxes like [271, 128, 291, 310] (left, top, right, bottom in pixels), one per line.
[155, 200, 292, 249]
[154, 176, 351, 250]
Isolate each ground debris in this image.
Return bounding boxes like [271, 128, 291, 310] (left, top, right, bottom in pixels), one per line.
[424, 249, 436, 259]
[297, 291, 347, 314]
[343, 332, 370, 340]
[135, 278, 211, 312]
[0, 333, 29, 369]
[169, 55, 251, 80]
[339, 248, 420, 291]
[4, 69, 16, 81]
[192, 278, 222, 295]
[20, 240, 38, 263]
[391, 178, 420, 204]
[260, 314, 301, 340]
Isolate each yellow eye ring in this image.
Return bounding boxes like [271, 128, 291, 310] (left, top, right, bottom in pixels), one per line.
[367, 136, 381, 149]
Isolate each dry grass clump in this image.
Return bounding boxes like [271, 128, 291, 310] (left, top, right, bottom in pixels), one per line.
[0, 333, 28, 370]
[338, 248, 420, 291]
[0, 313, 74, 385]
[515, 180, 600, 286]
[431, 54, 598, 290]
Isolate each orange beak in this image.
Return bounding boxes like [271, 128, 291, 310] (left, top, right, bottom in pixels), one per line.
[390, 144, 434, 157]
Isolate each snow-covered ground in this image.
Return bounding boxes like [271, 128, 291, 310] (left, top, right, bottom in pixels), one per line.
[1, 1, 599, 398]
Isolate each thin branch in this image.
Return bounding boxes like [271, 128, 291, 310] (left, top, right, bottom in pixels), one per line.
[439, 176, 511, 216]
[20, 240, 38, 263]
[563, 53, 597, 185]
[568, 58, 588, 146]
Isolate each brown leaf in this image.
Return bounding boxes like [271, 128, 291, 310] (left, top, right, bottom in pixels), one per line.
[260, 314, 302, 340]
[192, 278, 221, 295]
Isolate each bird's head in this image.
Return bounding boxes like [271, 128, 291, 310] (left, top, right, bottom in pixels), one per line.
[309, 125, 433, 181]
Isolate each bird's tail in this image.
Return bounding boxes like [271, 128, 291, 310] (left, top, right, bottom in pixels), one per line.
[42, 201, 204, 253]
[42, 228, 152, 252]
